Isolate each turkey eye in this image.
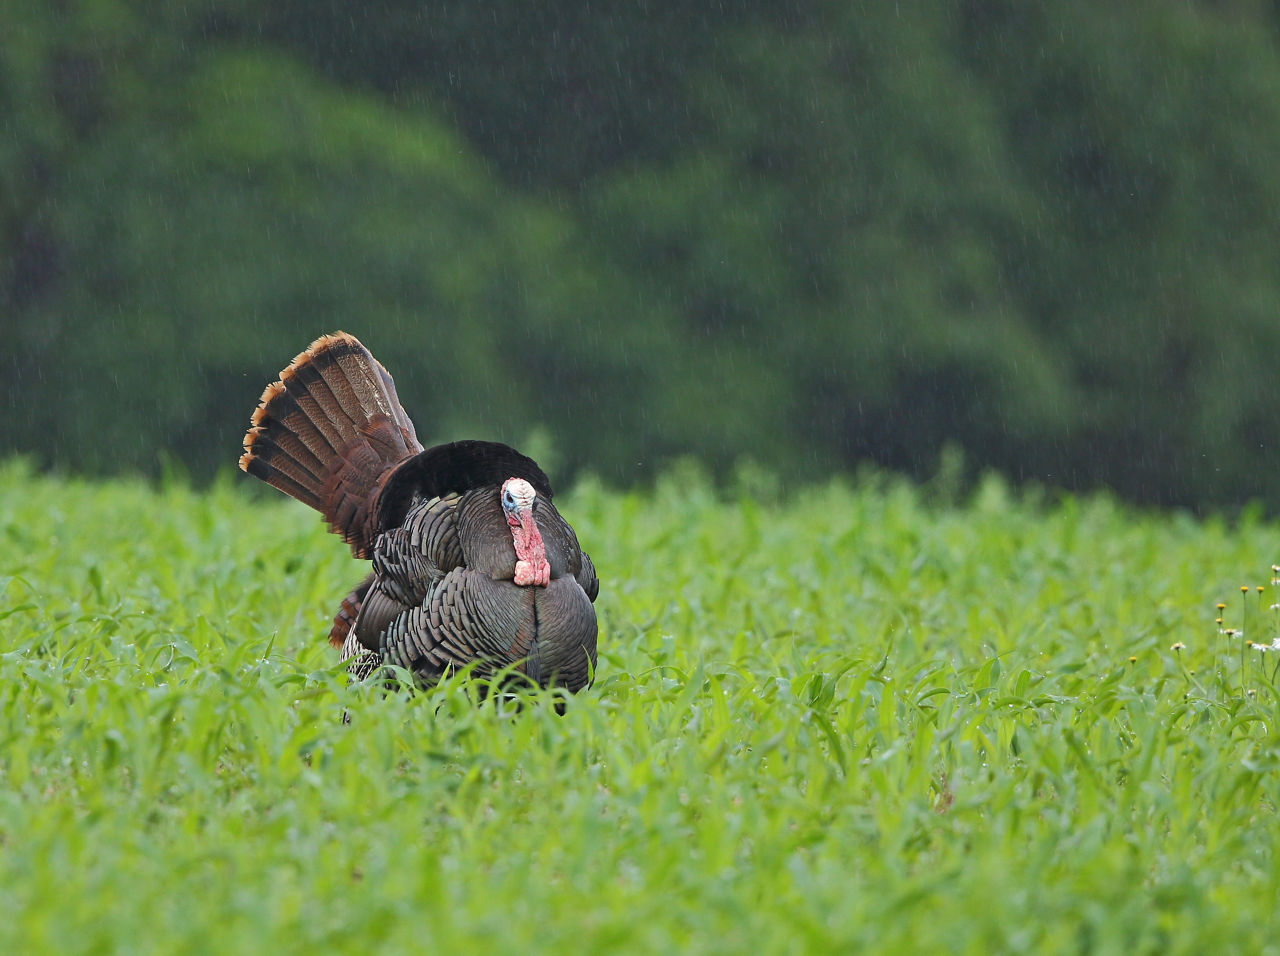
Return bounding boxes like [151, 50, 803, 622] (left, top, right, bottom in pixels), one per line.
[503, 491, 515, 508]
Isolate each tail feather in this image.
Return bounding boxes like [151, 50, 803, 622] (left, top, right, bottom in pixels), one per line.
[240, 331, 424, 557]
[249, 428, 328, 485]
[320, 337, 397, 422]
[246, 381, 337, 463]
[329, 572, 375, 649]
[279, 366, 347, 453]
[240, 435, 325, 510]
[374, 362, 419, 448]
[241, 453, 323, 512]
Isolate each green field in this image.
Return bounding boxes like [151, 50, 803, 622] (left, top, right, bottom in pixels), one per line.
[1, 458, 1278, 953]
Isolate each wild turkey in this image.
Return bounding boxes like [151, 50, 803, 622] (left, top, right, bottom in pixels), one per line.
[238, 331, 599, 693]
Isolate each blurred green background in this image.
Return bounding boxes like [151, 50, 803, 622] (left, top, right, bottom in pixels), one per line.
[4, 1, 1279, 509]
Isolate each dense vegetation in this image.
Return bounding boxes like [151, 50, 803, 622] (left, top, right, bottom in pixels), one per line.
[5, 2, 1280, 508]
[2, 461, 1280, 951]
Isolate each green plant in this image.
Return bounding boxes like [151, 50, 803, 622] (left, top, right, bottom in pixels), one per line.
[0, 459, 1277, 952]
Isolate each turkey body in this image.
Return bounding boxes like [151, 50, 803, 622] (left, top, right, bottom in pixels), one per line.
[239, 332, 599, 693]
[351, 487, 599, 690]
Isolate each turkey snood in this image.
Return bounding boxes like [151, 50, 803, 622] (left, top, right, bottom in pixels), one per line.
[502, 477, 551, 588]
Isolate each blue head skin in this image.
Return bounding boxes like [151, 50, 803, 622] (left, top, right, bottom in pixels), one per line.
[501, 477, 548, 586]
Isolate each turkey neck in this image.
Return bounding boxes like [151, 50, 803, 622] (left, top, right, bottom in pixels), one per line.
[508, 508, 547, 572]
[454, 488, 555, 582]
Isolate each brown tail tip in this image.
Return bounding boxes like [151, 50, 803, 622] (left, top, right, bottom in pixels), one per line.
[239, 330, 422, 555]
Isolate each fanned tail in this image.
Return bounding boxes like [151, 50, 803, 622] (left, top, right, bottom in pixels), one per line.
[240, 331, 424, 557]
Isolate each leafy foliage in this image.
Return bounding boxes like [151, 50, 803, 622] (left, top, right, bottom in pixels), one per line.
[1, 462, 1280, 951]
[5, 2, 1280, 507]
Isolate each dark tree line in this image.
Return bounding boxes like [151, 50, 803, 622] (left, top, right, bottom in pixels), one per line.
[4, 1, 1280, 508]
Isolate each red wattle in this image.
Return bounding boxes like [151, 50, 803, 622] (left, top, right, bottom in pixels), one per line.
[511, 510, 550, 587]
